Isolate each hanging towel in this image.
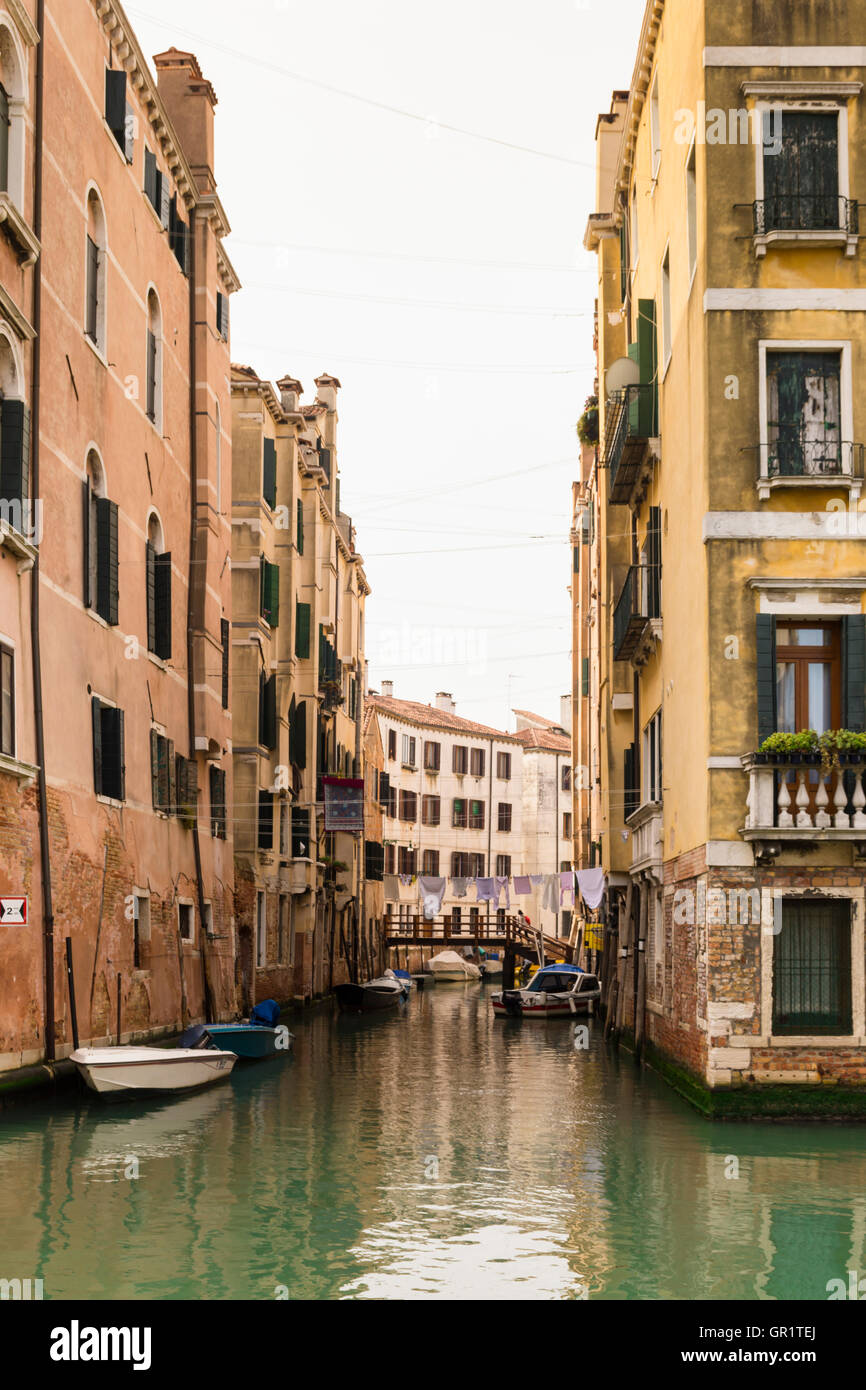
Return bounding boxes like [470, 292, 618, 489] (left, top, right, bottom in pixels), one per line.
[451, 877, 469, 899]
[513, 875, 532, 896]
[494, 877, 511, 909]
[530, 874, 544, 887]
[560, 870, 576, 907]
[475, 877, 496, 903]
[576, 868, 606, 912]
[419, 876, 447, 913]
[384, 874, 400, 902]
[542, 874, 560, 913]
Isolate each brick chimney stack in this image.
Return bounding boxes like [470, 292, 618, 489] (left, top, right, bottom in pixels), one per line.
[153, 49, 217, 189]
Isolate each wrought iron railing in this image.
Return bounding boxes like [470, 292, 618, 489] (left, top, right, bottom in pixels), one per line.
[765, 429, 865, 480]
[613, 563, 660, 660]
[753, 195, 859, 237]
[603, 384, 657, 499]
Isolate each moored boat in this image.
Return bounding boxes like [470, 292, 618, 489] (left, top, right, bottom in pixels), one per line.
[491, 965, 601, 1019]
[427, 950, 481, 982]
[70, 1045, 237, 1097]
[189, 999, 293, 1061]
[335, 969, 407, 1013]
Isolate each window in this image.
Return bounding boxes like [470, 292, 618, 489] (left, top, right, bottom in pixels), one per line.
[563, 812, 573, 839]
[497, 751, 511, 780]
[92, 697, 124, 801]
[397, 845, 416, 874]
[561, 765, 572, 792]
[451, 906, 462, 933]
[423, 740, 440, 771]
[144, 148, 168, 223]
[581, 657, 589, 698]
[661, 247, 671, 372]
[497, 908, 506, 929]
[470, 908, 480, 931]
[263, 438, 277, 509]
[402, 734, 416, 767]
[650, 73, 661, 178]
[258, 789, 274, 850]
[295, 601, 311, 659]
[0, 641, 13, 756]
[0, 28, 25, 206]
[146, 290, 162, 427]
[640, 506, 662, 621]
[150, 729, 174, 813]
[105, 68, 133, 162]
[0, 393, 31, 522]
[384, 843, 395, 875]
[168, 194, 190, 275]
[210, 765, 227, 839]
[453, 744, 468, 774]
[259, 673, 276, 750]
[686, 139, 697, 281]
[256, 892, 266, 967]
[766, 350, 843, 480]
[216, 291, 229, 341]
[132, 893, 150, 969]
[470, 853, 485, 876]
[451, 853, 469, 877]
[421, 794, 440, 826]
[469, 799, 485, 830]
[498, 803, 512, 832]
[291, 806, 310, 858]
[773, 899, 852, 1035]
[421, 850, 439, 876]
[775, 623, 841, 735]
[761, 110, 841, 232]
[179, 901, 194, 944]
[85, 190, 107, 354]
[260, 557, 280, 627]
[624, 741, 639, 821]
[399, 789, 417, 822]
[642, 710, 663, 804]
[470, 747, 485, 778]
[388, 729, 397, 760]
[452, 798, 467, 829]
[296, 498, 304, 554]
[175, 754, 198, 828]
[496, 854, 511, 877]
[365, 841, 384, 881]
[146, 515, 171, 660]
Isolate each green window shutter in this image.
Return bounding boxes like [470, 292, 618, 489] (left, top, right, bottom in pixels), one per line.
[154, 552, 172, 659]
[756, 614, 777, 747]
[636, 298, 658, 434]
[260, 673, 276, 750]
[268, 561, 279, 629]
[146, 541, 156, 652]
[619, 218, 628, 303]
[176, 754, 198, 828]
[167, 739, 176, 815]
[624, 742, 638, 820]
[95, 496, 119, 625]
[581, 657, 589, 697]
[297, 498, 304, 554]
[92, 697, 103, 794]
[842, 615, 866, 732]
[263, 438, 277, 509]
[105, 68, 127, 149]
[150, 728, 160, 810]
[0, 399, 30, 508]
[573, 545, 579, 574]
[295, 601, 311, 658]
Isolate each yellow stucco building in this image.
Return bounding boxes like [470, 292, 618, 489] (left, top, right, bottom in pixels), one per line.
[580, 0, 866, 1114]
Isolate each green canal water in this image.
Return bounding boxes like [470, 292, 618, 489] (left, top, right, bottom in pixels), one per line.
[2, 981, 865, 1301]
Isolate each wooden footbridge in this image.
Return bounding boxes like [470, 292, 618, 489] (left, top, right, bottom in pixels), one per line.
[386, 913, 575, 988]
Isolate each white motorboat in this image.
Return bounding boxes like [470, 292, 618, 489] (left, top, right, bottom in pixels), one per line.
[70, 1045, 237, 1097]
[426, 950, 481, 982]
[480, 956, 503, 979]
[491, 966, 601, 1019]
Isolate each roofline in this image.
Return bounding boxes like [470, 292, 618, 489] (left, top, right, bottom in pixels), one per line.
[614, 0, 666, 205]
[367, 698, 522, 744]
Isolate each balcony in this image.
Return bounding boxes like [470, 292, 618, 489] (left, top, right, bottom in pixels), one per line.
[613, 564, 661, 666]
[603, 384, 658, 505]
[742, 755, 866, 861]
[751, 195, 859, 258]
[756, 430, 864, 502]
[627, 801, 663, 882]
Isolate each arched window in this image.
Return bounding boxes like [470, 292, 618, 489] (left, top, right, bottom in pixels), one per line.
[84, 449, 118, 624]
[146, 510, 171, 660]
[0, 24, 26, 208]
[214, 398, 222, 515]
[146, 288, 162, 428]
[0, 329, 28, 522]
[85, 188, 107, 354]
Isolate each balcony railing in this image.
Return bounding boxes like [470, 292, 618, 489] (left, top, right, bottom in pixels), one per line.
[603, 384, 658, 504]
[753, 195, 859, 237]
[743, 756, 866, 853]
[613, 563, 661, 662]
[765, 428, 865, 482]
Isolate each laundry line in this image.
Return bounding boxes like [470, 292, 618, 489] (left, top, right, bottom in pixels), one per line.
[384, 868, 606, 914]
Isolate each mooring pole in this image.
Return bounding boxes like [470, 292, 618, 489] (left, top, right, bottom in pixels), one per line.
[116, 971, 122, 1045]
[65, 937, 79, 1050]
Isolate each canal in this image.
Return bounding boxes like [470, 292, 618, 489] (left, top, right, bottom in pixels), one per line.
[2, 980, 864, 1301]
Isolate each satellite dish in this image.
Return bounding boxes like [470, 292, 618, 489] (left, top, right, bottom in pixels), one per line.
[605, 356, 640, 396]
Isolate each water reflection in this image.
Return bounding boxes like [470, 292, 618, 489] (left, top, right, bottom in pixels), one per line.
[0, 985, 864, 1300]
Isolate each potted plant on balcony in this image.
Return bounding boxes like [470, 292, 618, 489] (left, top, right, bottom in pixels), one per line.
[758, 730, 819, 765]
[577, 395, 599, 447]
[818, 729, 866, 773]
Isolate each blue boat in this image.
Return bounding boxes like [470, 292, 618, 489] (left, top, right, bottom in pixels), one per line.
[180, 1000, 293, 1062]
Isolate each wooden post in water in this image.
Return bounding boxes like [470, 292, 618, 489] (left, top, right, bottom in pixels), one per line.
[634, 892, 648, 1063]
[614, 884, 635, 1045]
[65, 937, 79, 1050]
[116, 971, 122, 1044]
[606, 882, 632, 1042]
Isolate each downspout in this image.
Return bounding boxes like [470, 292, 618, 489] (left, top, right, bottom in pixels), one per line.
[31, 0, 55, 1060]
[555, 751, 560, 939]
[186, 208, 215, 1022]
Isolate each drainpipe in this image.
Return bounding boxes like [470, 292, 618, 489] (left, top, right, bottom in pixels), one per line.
[555, 752, 560, 940]
[186, 210, 215, 1022]
[30, 0, 55, 1060]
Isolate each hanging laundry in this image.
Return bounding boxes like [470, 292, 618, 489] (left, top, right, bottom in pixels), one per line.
[576, 868, 606, 912]
[560, 870, 576, 907]
[451, 877, 469, 899]
[513, 875, 532, 896]
[494, 877, 511, 909]
[530, 874, 544, 887]
[475, 877, 496, 903]
[419, 876, 447, 915]
[384, 874, 400, 902]
[542, 874, 560, 913]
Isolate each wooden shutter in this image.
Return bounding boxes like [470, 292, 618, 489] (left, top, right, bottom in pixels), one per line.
[0, 399, 30, 508]
[83, 479, 91, 607]
[263, 438, 277, 508]
[258, 790, 274, 850]
[95, 496, 119, 625]
[146, 541, 156, 652]
[581, 657, 589, 697]
[154, 552, 172, 659]
[267, 561, 280, 628]
[293, 698, 307, 769]
[167, 738, 176, 815]
[318, 446, 331, 481]
[216, 291, 229, 340]
[100, 705, 124, 801]
[842, 615, 866, 732]
[260, 674, 276, 750]
[105, 69, 127, 148]
[636, 299, 658, 435]
[150, 728, 160, 810]
[85, 236, 99, 341]
[646, 505, 661, 617]
[295, 601, 311, 658]
[297, 498, 304, 554]
[756, 615, 777, 747]
[144, 149, 158, 209]
[624, 743, 637, 820]
[221, 618, 230, 708]
[291, 806, 310, 858]
[159, 174, 170, 230]
[92, 697, 103, 794]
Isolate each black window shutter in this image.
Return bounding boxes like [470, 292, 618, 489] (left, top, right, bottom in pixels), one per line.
[0, 399, 29, 507]
[221, 618, 230, 708]
[144, 149, 157, 208]
[318, 446, 331, 482]
[154, 552, 172, 660]
[145, 541, 156, 652]
[105, 69, 127, 148]
[295, 601, 311, 659]
[150, 728, 160, 810]
[287, 695, 296, 764]
[297, 499, 304, 554]
[92, 697, 103, 794]
[842, 615, 866, 732]
[83, 479, 91, 607]
[291, 806, 310, 858]
[95, 497, 119, 625]
[294, 699, 306, 768]
[216, 291, 229, 340]
[100, 706, 123, 801]
[258, 789, 274, 850]
[260, 674, 276, 750]
[116, 707, 126, 801]
[263, 438, 277, 509]
[756, 614, 777, 747]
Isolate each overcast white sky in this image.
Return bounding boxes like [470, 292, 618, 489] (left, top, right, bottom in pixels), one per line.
[132, 0, 647, 731]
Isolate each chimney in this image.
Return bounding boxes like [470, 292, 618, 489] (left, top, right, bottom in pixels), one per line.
[435, 692, 456, 713]
[560, 694, 573, 734]
[381, 680, 394, 699]
[314, 374, 341, 412]
[277, 375, 303, 413]
[153, 50, 218, 186]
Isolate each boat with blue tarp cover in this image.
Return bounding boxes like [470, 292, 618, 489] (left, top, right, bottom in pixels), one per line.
[179, 1000, 293, 1060]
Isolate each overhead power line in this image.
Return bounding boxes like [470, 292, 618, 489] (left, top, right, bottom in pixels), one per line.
[232, 236, 587, 275]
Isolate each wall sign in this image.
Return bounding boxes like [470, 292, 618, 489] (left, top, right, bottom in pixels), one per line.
[1, 897, 28, 925]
